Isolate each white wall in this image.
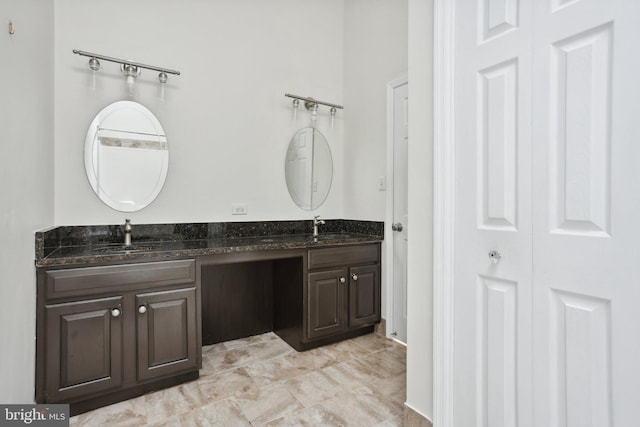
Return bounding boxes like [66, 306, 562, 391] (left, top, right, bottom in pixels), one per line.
[54, 0, 344, 225]
[343, 0, 408, 323]
[0, 0, 54, 403]
[343, 0, 408, 221]
[406, 0, 434, 421]
[0, 0, 413, 404]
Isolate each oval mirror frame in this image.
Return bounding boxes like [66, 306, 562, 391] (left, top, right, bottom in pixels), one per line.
[285, 127, 333, 211]
[84, 101, 169, 212]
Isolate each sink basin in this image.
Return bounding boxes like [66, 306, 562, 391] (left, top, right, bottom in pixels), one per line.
[91, 244, 162, 254]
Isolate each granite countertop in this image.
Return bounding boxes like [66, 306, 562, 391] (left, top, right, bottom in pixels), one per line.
[36, 220, 384, 268]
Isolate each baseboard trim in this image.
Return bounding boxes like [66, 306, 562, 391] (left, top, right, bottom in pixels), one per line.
[404, 402, 433, 427]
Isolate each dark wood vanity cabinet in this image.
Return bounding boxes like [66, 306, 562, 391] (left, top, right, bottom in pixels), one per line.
[348, 264, 381, 328]
[136, 287, 198, 382]
[44, 296, 125, 403]
[36, 237, 381, 413]
[304, 244, 381, 345]
[36, 259, 200, 414]
[307, 268, 349, 339]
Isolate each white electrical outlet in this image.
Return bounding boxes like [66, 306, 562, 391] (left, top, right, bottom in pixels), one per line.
[232, 203, 247, 215]
[378, 176, 387, 191]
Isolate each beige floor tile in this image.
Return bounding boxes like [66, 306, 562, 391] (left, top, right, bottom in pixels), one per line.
[70, 395, 146, 427]
[180, 398, 250, 427]
[143, 416, 182, 427]
[243, 356, 307, 386]
[316, 360, 370, 390]
[369, 372, 407, 404]
[222, 332, 279, 350]
[208, 339, 293, 372]
[266, 386, 401, 427]
[351, 333, 399, 353]
[317, 386, 403, 427]
[264, 404, 352, 426]
[338, 357, 389, 385]
[206, 346, 255, 371]
[233, 381, 303, 425]
[358, 349, 407, 378]
[199, 354, 218, 376]
[373, 417, 404, 427]
[283, 347, 339, 371]
[70, 331, 407, 427]
[202, 342, 226, 355]
[319, 339, 371, 362]
[197, 367, 255, 402]
[283, 369, 346, 408]
[144, 381, 206, 424]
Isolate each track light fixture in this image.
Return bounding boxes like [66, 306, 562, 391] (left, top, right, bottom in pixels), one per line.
[285, 93, 343, 127]
[73, 49, 180, 87]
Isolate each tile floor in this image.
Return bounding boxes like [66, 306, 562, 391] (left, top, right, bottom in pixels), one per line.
[70, 332, 407, 426]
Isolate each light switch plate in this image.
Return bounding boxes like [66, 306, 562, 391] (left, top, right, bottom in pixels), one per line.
[378, 176, 387, 191]
[232, 203, 247, 215]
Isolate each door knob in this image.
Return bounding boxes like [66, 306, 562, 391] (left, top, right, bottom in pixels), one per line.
[339, 277, 346, 283]
[111, 308, 121, 318]
[392, 223, 403, 232]
[488, 250, 502, 264]
[138, 305, 147, 314]
[352, 273, 358, 281]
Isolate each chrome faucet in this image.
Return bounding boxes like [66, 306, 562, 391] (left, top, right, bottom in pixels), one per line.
[313, 215, 325, 237]
[124, 219, 132, 247]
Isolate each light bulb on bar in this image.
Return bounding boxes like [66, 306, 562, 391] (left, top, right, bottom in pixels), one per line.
[121, 64, 140, 96]
[292, 98, 300, 120]
[311, 103, 318, 123]
[330, 107, 337, 129]
[88, 57, 100, 71]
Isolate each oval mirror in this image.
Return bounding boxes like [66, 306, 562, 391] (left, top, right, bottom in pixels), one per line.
[84, 101, 169, 212]
[285, 127, 333, 210]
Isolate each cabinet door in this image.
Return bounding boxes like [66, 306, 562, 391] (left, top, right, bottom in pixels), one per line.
[307, 268, 347, 340]
[136, 287, 198, 381]
[45, 296, 123, 402]
[348, 265, 381, 328]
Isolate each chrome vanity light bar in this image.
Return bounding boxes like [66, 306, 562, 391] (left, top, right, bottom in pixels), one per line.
[285, 93, 343, 127]
[284, 93, 343, 110]
[73, 49, 180, 84]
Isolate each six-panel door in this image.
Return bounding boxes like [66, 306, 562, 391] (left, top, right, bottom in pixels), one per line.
[45, 296, 123, 402]
[453, 0, 640, 425]
[136, 287, 198, 381]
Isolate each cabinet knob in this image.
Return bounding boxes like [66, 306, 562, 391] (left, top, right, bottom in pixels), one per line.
[352, 273, 358, 281]
[138, 305, 147, 314]
[111, 308, 121, 318]
[340, 277, 346, 283]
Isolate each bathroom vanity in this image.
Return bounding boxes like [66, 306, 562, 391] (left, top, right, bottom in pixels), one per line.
[34, 220, 382, 414]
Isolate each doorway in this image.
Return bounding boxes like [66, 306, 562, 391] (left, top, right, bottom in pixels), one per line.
[386, 76, 408, 344]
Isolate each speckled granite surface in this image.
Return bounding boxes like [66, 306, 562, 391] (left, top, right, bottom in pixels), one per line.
[35, 220, 383, 268]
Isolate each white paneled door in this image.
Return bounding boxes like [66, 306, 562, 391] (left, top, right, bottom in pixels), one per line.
[454, 0, 533, 425]
[453, 0, 640, 426]
[532, 1, 640, 426]
[392, 81, 409, 344]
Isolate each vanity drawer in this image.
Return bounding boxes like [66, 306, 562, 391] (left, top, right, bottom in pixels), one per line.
[45, 259, 196, 299]
[308, 244, 379, 270]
